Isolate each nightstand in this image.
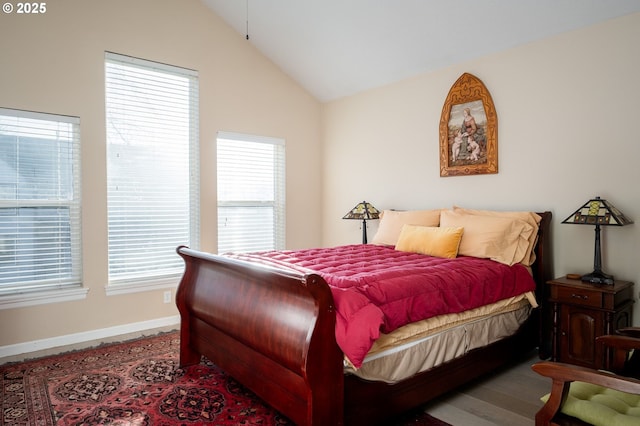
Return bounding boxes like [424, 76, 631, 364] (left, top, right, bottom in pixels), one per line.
[548, 276, 634, 369]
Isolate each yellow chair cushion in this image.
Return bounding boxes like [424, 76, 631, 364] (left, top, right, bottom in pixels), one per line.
[542, 381, 640, 426]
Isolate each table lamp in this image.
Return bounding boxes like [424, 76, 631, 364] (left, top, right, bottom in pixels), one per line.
[562, 196, 633, 285]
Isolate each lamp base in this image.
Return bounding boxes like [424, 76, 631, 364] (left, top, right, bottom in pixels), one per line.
[581, 270, 614, 285]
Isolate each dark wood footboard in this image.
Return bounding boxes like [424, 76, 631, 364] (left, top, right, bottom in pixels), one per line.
[176, 211, 552, 426]
[175, 247, 344, 425]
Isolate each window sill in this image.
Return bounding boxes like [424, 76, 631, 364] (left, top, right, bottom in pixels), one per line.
[105, 276, 179, 296]
[0, 287, 89, 310]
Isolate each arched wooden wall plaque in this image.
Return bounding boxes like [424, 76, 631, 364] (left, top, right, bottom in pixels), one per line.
[439, 73, 497, 177]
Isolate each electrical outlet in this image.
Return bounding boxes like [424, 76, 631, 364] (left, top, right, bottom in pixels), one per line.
[163, 290, 172, 304]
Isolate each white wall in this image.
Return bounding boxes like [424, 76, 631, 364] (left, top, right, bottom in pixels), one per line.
[323, 13, 640, 321]
[0, 0, 323, 348]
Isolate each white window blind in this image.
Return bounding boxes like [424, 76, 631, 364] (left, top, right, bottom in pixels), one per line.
[217, 132, 285, 253]
[0, 108, 82, 295]
[105, 52, 199, 288]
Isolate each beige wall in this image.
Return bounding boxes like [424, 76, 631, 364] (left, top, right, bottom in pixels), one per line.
[323, 13, 640, 320]
[2, 3, 639, 352]
[0, 0, 323, 347]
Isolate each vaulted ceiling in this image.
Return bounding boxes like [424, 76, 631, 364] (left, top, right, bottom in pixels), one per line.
[203, 1, 640, 102]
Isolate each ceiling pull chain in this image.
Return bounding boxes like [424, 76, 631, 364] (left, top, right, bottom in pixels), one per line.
[245, 0, 250, 40]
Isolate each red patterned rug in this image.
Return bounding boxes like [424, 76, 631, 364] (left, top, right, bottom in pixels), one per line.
[1, 331, 450, 425]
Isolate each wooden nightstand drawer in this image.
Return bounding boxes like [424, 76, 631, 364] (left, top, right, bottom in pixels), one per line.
[554, 286, 602, 308]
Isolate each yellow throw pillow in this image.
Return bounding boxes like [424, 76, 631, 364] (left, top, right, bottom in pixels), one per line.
[395, 225, 464, 259]
[371, 209, 441, 246]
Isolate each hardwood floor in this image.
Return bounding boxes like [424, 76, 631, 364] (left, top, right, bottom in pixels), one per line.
[423, 350, 550, 426]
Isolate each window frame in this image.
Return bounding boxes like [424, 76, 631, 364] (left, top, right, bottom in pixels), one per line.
[216, 131, 285, 253]
[105, 52, 200, 295]
[0, 108, 86, 309]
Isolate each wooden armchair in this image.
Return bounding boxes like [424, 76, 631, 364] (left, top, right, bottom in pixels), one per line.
[532, 327, 640, 426]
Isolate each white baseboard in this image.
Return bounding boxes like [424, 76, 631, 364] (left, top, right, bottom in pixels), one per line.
[0, 315, 180, 360]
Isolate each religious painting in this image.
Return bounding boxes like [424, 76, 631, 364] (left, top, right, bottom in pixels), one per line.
[439, 73, 497, 177]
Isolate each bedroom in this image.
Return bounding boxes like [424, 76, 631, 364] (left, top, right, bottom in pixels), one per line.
[0, 0, 639, 414]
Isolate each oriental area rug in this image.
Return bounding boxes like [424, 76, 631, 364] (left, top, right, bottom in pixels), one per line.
[1, 331, 450, 426]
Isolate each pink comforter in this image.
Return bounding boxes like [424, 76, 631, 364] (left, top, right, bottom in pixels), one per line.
[230, 244, 536, 368]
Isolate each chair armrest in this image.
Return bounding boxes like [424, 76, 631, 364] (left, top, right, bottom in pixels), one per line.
[597, 334, 640, 373]
[616, 327, 640, 339]
[533, 361, 640, 394]
[597, 334, 640, 351]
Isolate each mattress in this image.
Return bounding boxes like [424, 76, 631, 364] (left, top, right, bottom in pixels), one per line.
[344, 292, 535, 383]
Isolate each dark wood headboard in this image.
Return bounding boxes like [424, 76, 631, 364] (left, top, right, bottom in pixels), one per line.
[534, 211, 554, 358]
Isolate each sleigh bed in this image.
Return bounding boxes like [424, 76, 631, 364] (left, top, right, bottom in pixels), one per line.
[176, 208, 553, 425]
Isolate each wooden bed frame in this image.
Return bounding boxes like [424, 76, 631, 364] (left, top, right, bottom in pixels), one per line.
[176, 211, 553, 425]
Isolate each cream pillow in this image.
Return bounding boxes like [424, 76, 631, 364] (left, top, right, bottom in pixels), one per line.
[371, 209, 441, 246]
[453, 206, 541, 265]
[440, 209, 534, 266]
[395, 225, 464, 259]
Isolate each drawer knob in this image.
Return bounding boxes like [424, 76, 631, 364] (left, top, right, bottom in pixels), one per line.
[571, 293, 588, 300]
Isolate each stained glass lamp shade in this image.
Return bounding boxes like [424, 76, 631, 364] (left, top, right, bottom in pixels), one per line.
[343, 201, 380, 244]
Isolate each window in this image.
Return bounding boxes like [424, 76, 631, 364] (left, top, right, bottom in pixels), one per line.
[0, 108, 82, 296]
[105, 52, 199, 292]
[217, 132, 285, 253]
